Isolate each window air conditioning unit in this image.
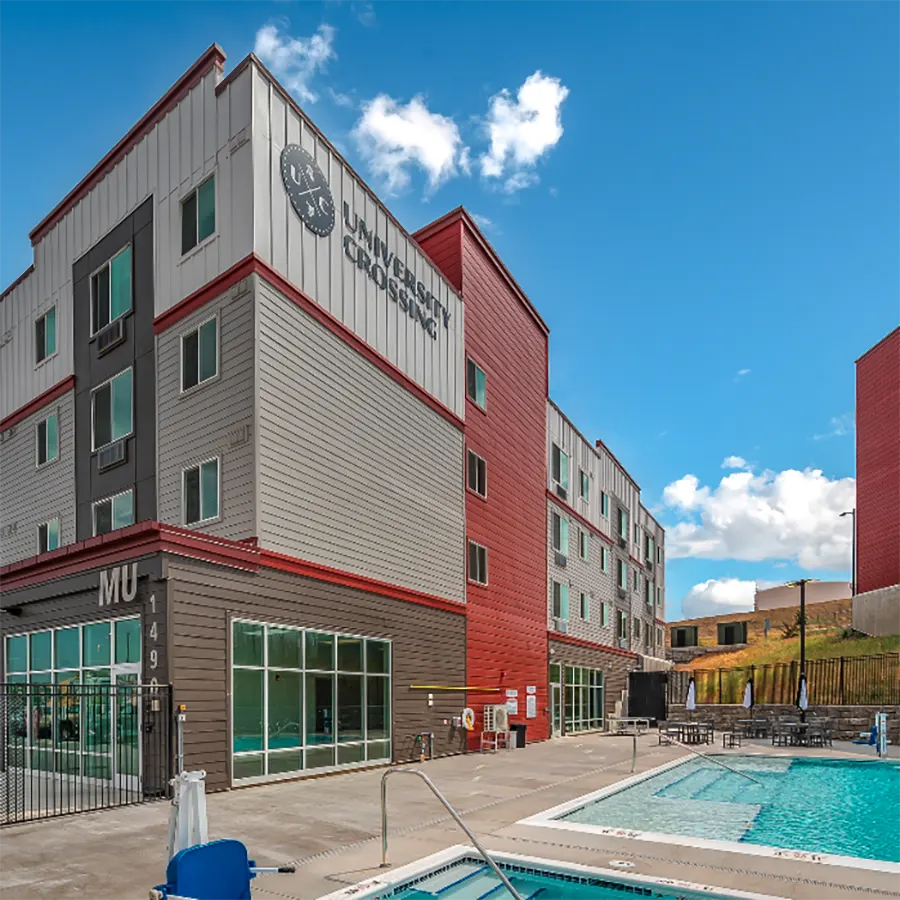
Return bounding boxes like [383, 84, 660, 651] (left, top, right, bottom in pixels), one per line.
[96, 318, 125, 355]
[554, 552, 567, 567]
[616, 586, 627, 600]
[618, 637, 628, 650]
[644, 559, 653, 573]
[97, 439, 127, 471]
[618, 536, 627, 549]
[555, 483, 567, 501]
[554, 618, 568, 634]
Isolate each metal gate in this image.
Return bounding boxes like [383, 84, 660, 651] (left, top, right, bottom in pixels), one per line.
[628, 671, 668, 724]
[1, 682, 173, 825]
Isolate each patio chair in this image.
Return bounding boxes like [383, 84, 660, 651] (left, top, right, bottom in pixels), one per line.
[658, 723, 672, 745]
[150, 839, 295, 900]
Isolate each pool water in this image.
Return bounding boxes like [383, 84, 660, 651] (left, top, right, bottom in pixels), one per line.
[374, 858, 744, 899]
[559, 755, 900, 863]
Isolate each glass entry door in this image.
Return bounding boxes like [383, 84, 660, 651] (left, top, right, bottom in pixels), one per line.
[551, 684, 562, 736]
[112, 666, 141, 793]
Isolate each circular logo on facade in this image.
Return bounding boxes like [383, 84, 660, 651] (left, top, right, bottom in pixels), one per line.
[280, 144, 335, 237]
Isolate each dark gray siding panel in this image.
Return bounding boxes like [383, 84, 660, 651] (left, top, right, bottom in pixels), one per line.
[256, 278, 466, 604]
[166, 557, 467, 790]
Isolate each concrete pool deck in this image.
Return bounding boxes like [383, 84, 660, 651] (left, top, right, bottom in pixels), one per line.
[0, 735, 896, 900]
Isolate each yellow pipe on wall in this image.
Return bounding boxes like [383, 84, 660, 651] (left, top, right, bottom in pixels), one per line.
[408, 685, 503, 692]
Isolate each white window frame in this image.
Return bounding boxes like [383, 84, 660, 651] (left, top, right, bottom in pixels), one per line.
[35, 410, 59, 469]
[634, 617, 641, 641]
[600, 546, 609, 573]
[579, 469, 589, 502]
[34, 305, 57, 367]
[468, 540, 488, 585]
[90, 245, 132, 336]
[618, 610, 628, 640]
[601, 602, 609, 627]
[552, 581, 569, 620]
[37, 518, 60, 554]
[551, 444, 569, 491]
[182, 456, 221, 527]
[634, 569, 640, 591]
[657, 585, 662, 606]
[600, 492, 609, 518]
[580, 592, 590, 620]
[92, 489, 135, 537]
[618, 559, 628, 590]
[466, 358, 487, 410]
[180, 172, 218, 258]
[466, 449, 487, 498]
[618, 507, 629, 539]
[180, 312, 220, 394]
[90, 367, 134, 452]
[579, 529, 589, 561]
[551, 512, 569, 556]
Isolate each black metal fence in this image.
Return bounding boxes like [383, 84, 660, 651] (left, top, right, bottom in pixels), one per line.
[1, 682, 173, 825]
[668, 653, 900, 708]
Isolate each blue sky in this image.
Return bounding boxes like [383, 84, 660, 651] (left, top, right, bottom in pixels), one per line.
[2, 3, 897, 619]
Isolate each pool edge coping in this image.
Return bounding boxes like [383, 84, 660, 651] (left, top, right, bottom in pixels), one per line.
[515, 753, 900, 876]
[313, 844, 791, 900]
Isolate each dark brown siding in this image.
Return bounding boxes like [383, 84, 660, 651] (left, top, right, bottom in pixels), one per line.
[550, 638, 633, 721]
[166, 556, 467, 790]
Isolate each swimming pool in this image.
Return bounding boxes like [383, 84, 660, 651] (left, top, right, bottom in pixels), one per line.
[521, 755, 900, 870]
[316, 846, 785, 900]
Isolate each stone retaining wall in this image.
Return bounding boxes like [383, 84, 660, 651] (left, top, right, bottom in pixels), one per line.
[666, 703, 900, 743]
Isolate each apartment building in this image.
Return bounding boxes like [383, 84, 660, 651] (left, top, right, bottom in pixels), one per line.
[0, 43, 662, 790]
[545, 401, 666, 736]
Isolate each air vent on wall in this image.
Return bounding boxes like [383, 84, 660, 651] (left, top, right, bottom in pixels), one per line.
[97, 439, 127, 471]
[555, 483, 567, 501]
[554, 552, 567, 568]
[554, 618, 568, 634]
[96, 318, 125, 355]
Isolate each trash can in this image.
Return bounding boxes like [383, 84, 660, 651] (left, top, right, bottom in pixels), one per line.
[510, 724, 527, 748]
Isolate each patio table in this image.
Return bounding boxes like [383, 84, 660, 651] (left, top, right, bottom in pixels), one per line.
[737, 718, 769, 739]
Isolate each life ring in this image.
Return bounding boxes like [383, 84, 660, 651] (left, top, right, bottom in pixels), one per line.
[462, 707, 476, 731]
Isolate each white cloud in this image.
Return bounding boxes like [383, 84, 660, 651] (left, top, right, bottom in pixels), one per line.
[329, 88, 355, 109]
[736, 368, 751, 377]
[661, 467, 855, 570]
[254, 23, 336, 104]
[471, 213, 496, 233]
[353, 95, 468, 194]
[721, 456, 749, 470]
[813, 413, 854, 441]
[481, 71, 568, 193]
[681, 578, 758, 619]
[352, 2, 376, 26]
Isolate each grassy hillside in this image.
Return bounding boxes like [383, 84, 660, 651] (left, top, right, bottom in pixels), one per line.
[676, 631, 899, 670]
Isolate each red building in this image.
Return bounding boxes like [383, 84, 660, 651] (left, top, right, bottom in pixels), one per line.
[417, 210, 551, 745]
[855, 326, 900, 594]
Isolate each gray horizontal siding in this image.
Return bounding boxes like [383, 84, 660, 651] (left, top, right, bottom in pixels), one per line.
[256, 278, 466, 603]
[0, 390, 76, 565]
[156, 278, 256, 540]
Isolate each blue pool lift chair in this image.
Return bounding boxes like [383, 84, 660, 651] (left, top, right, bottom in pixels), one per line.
[852, 726, 878, 746]
[150, 839, 295, 900]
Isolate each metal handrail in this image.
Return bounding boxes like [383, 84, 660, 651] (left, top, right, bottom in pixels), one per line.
[661, 734, 762, 785]
[380, 767, 523, 900]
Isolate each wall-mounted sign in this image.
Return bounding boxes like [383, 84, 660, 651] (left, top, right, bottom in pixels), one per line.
[526, 695, 537, 719]
[98, 563, 138, 607]
[526, 685, 536, 694]
[281, 144, 335, 237]
[506, 689, 518, 698]
[506, 697, 519, 716]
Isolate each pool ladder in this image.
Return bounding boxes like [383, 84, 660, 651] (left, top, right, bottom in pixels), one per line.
[381, 767, 524, 900]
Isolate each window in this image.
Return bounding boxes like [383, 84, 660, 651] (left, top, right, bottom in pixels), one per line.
[468, 541, 488, 584]
[579, 470, 589, 501]
[646, 534, 655, 560]
[645, 579, 653, 607]
[93, 490, 135, 536]
[657, 585, 662, 606]
[579, 529, 589, 561]
[467, 450, 487, 497]
[617, 559, 628, 590]
[231, 620, 390, 781]
[634, 523, 640, 545]
[633, 618, 641, 641]
[600, 546, 609, 572]
[91, 368, 133, 450]
[580, 592, 590, 620]
[552, 581, 569, 619]
[617, 611, 628, 640]
[718, 622, 748, 645]
[633, 569, 640, 591]
[36, 412, 59, 467]
[35, 307, 57, 364]
[91, 246, 132, 334]
[181, 316, 218, 391]
[551, 444, 569, 491]
[181, 175, 216, 255]
[600, 492, 609, 518]
[466, 358, 486, 409]
[618, 507, 629, 539]
[563, 666, 604, 733]
[551, 513, 569, 556]
[671, 626, 698, 648]
[37, 518, 60, 554]
[601, 602, 609, 627]
[184, 458, 220, 525]
[657, 627, 664, 647]
[658, 546, 664, 564]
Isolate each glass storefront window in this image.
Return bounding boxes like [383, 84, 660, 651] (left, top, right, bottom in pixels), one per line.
[83, 623, 110, 667]
[562, 665, 605, 734]
[115, 619, 141, 664]
[231, 621, 393, 782]
[6, 635, 27, 673]
[55, 628, 80, 670]
[30, 632, 52, 671]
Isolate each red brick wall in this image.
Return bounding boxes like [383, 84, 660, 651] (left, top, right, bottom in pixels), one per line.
[856, 328, 900, 594]
[418, 212, 550, 744]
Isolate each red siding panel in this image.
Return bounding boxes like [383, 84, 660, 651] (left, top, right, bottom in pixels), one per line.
[856, 327, 900, 594]
[420, 215, 550, 745]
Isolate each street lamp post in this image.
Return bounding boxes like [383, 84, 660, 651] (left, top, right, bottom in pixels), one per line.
[787, 578, 816, 722]
[840, 509, 856, 597]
